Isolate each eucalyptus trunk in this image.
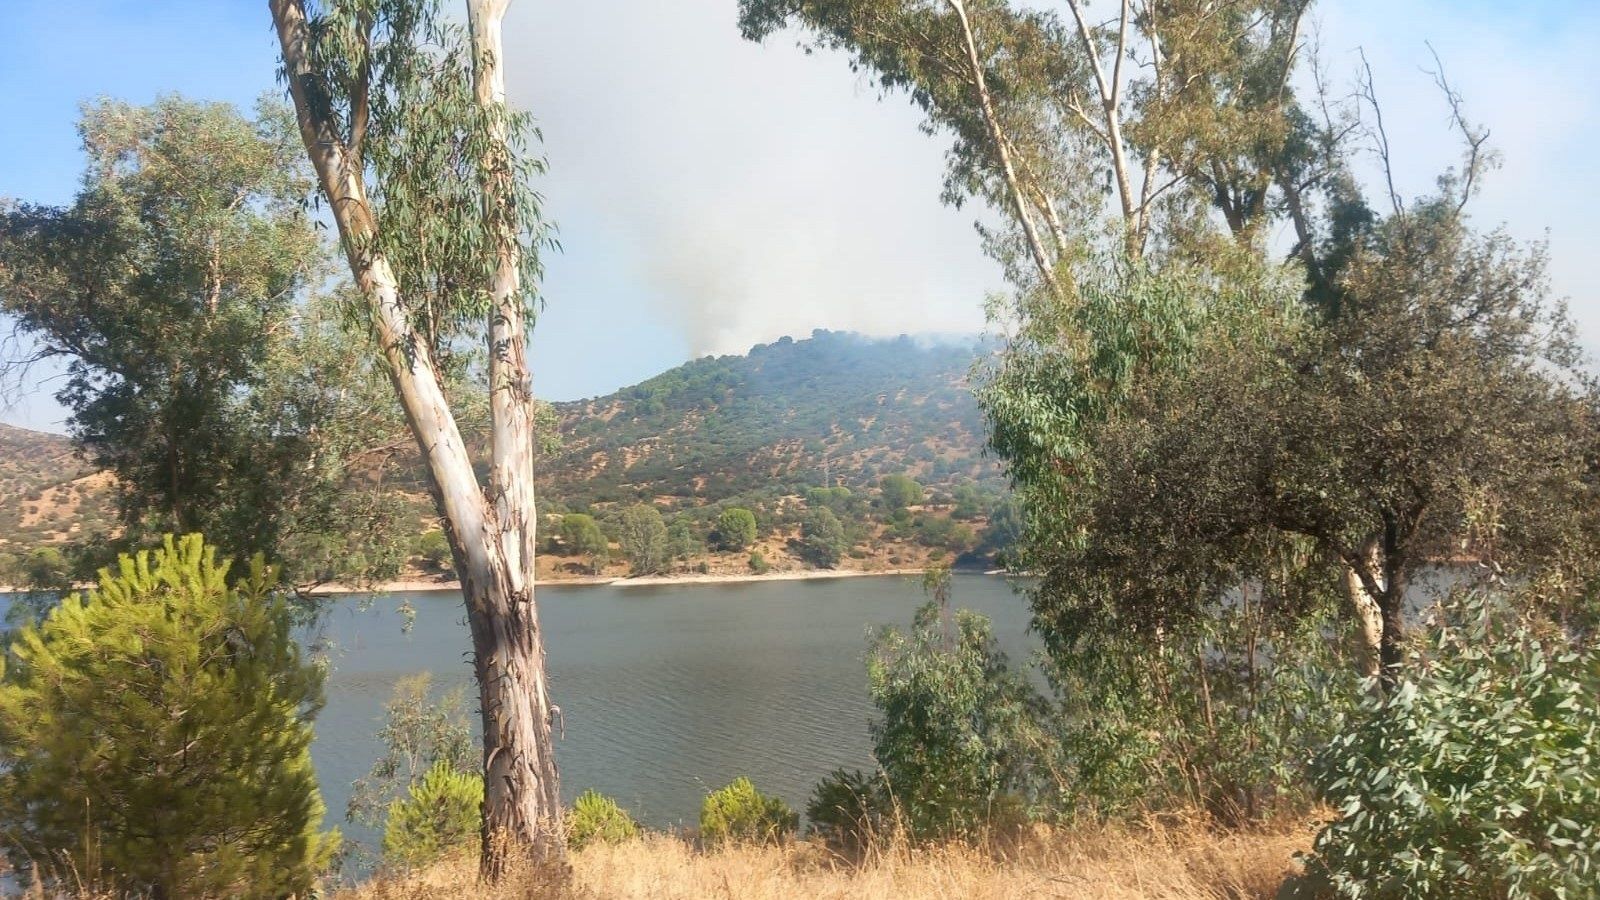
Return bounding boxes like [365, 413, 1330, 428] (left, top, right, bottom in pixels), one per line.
[269, 0, 564, 873]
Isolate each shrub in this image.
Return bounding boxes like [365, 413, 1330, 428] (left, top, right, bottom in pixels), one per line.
[382, 760, 484, 869]
[806, 769, 891, 853]
[0, 534, 338, 898]
[568, 790, 640, 849]
[699, 777, 797, 846]
[867, 574, 1050, 841]
[749, 550, 770, 574]
[417, 528, 452, 571]
[1294, 590, 1600, 898]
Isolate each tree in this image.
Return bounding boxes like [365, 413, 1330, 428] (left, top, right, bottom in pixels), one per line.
[0, 535, 338, 897]
[269, 0, 565, 869]
[715, 507, 758, 551]
[740, 0, 1313, 278]
[800, 507, 850, 568]
[0, 97, 402, 587]
[618, 505, 669, 575]
[558, 513, 609, 574]
[879, 474, 924, 511]
[666, 517, 703, 562]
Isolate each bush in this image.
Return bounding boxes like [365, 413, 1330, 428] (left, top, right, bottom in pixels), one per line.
[867, 573, 1049, 841]
[417, 528, 452, 571]
[1293, 591, 1600, 898]
[749, 550, 770, 574]
[0, 534, 338, 898]
[382, 760, 483, 868]
[699, 777, 797, 846]
[806, 769, 891, 853]
[568, 790, 640, 849]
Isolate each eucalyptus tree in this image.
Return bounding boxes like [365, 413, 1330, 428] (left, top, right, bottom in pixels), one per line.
[740, 0, 1317, 279]
[268, 0, 565, 869]
[0, 96, 402, 587]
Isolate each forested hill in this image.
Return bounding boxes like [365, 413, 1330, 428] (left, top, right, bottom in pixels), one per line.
[535, 330, 1003, 511]
[0, 331, 1008, 566]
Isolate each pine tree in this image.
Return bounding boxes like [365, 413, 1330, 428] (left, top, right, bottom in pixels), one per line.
[0, 534, 338, 898]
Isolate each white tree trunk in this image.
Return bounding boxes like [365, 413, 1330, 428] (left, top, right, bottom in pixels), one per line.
[270, 0, 564, 872]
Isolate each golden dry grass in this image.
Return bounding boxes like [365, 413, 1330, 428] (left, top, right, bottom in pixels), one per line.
[339, 819, 1314, 900]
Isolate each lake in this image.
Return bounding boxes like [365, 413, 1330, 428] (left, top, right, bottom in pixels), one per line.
[310, 573, 1033, 852]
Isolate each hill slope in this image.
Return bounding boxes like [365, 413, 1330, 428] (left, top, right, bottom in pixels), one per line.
[537, 329, 1000, 511]
[0, 331, 1010, 575]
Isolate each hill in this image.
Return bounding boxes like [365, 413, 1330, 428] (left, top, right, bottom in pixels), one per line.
[536, 329, 1001, 509]
[0, 331, 1015, 579]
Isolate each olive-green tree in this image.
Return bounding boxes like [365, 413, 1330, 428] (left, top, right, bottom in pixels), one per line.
[0, 534, 338, 897]
[799, 507, 850, 568]
[0, 97, 405, 588]
[559, 513, 610, 574]
[715, 507, 758, 551]
[618, 505, 669, 575]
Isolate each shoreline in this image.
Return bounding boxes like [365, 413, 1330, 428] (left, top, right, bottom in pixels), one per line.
[306, 566, 978, 596]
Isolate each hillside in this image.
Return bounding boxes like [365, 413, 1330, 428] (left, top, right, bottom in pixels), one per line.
[0, 424, 115, 552]
[536, 330, 1001, 509]
[0, 332, 1014, 578]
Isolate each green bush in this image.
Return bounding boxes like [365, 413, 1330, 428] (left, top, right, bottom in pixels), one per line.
[868, 581, 1049, 841]
[417, 528, 452, 571]
[799, 507, 849, 568]
[699, 777, 797, 846]
[568, 790, 641, 849]
[749, 550, 770, 574]
[0, 534, 338, 898]
[382, 760, 484, 868]
[806, 769, 891, 853]
[1294, 591, 1600, 898]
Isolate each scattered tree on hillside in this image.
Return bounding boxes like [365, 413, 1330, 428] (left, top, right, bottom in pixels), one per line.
[558, 513, 609, 574]
[880, 474, 924, 511]
[715, 507, 758, 551]
[268, 0, 565, 869]
[618, 505, 669, 575]
[799, 507, 850, 569]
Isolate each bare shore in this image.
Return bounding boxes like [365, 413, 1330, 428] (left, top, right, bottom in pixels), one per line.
[305, 566, 943, 596]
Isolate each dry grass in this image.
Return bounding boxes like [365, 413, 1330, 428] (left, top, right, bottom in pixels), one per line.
[338, 819, 1314, 900]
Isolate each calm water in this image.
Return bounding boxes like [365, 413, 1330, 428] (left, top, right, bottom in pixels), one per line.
[311, 573, 1032, 850]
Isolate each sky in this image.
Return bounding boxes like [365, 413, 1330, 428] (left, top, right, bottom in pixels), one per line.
[0, 0, 1596, 433]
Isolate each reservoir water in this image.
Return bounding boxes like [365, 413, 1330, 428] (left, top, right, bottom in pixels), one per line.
[310, 573, 1033, 852]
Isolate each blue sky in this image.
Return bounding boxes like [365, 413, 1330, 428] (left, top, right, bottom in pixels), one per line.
[2, 0, 1597, 433]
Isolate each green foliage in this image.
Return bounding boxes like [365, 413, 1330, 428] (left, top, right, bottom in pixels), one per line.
[666, 517, 704, 561]
[879, 474, 924, 510]
[558, 513, 610, 573]
[699, 778, 798, 846]
[0, 97, 410, 588]
[567, 790, 641, 850]
[0, 534, 338, 897]
[417, 528, 453, 571]
[618, 504, 669, 575]
[805, 769, 891, 853]
[1294, 591, 1600, 898]
[867, 575, 1050, 840]
[715, 507, 758, 551]
[749, 550, 770, 574]
[348, 672, 477, 828]
[381, 760, 484, 869]
[799, 507, 849, 569]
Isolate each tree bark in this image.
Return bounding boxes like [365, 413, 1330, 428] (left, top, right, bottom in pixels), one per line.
[466, 0, 566, 870]
[1342, 538, 1385, 680]
[946, 0, 1060, 295]
[270, 0, 564, 873]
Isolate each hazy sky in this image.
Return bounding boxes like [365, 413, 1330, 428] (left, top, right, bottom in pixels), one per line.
[1, 0, 1595, 433]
